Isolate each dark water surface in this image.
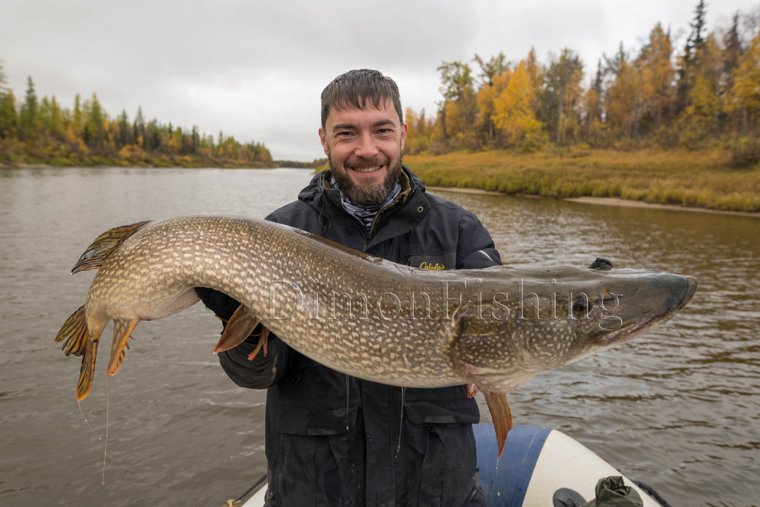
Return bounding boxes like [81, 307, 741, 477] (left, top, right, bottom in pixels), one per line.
[1, 167, 758, 506]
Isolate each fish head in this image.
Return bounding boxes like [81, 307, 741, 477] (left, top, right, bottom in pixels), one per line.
[447, 264, 698, 392]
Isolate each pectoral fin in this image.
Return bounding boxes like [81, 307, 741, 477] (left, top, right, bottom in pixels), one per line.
[484, 391, 513, 460]
[247, 327, 270, 361]
[106, 319, 138, 376]
[213, 305, 260, 353]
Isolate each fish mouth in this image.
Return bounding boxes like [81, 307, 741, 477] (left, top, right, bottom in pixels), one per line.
[601, 275, 698, 346]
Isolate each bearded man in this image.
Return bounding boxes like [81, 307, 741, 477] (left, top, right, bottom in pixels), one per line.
[197, 69, 501, 506]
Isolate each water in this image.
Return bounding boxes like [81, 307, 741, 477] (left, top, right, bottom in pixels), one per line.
[0, 167, 758, 506]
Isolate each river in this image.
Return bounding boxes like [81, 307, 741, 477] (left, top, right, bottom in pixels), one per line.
[0, 167, 758, 506]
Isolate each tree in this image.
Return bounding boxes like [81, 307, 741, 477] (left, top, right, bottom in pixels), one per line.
[473, 53, 511, 146]
[19, 77, 38, 140]
[117, 110, 132, 147]
[636, 23, 676, 136]
[725, 31, 760, 133]
[492, 61, 544, 149]
[540, 48, 584, 144]
[580, 60, 606, 144]
[678, 74, 722, 146]
[133, 106, 146, 148]
[436, 60, 477, 147]
[676, 0, 709, 112]
[0, 60, 8, 93]
[82, 93, 106, 148]
[473, 52, 509, 87]
[0, 89, 18, 139]
[722, 13, 743, 93]
[604, 44, 643, 138]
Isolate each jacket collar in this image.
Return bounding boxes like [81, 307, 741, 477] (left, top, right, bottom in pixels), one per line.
[298, 165, 430, 248]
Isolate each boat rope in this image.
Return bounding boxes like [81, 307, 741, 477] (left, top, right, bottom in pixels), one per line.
[224, 472, 267, 507]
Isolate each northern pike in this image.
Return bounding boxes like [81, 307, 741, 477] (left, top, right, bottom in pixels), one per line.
[55, 215, 697, 455]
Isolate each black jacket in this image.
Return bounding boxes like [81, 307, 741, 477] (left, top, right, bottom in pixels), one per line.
[197, 167, 501, 507]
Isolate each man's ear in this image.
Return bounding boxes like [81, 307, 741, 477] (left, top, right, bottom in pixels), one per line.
[400, 122, 408, 151]
[319, 127, 329, 154]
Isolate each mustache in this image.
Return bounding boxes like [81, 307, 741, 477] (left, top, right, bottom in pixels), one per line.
[346, 158, 388, 168]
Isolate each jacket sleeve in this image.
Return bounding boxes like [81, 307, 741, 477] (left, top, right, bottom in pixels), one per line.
[195, 288, 289, 389]
[456, 210, 502, 269]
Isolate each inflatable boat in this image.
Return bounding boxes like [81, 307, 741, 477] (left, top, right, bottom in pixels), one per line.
[237, 424, 669, 506]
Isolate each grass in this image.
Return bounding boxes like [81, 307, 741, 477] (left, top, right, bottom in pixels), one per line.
[406, 148, 760, 213]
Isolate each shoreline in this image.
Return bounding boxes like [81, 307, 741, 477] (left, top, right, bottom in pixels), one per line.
[428, 186, 760, 219]
[5, 162, 758, 218]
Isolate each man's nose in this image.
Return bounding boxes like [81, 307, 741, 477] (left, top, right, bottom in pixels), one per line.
[354, 131, 380, 158]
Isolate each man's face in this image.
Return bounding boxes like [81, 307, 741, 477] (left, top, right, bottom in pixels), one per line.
[319, 99, 407, 206]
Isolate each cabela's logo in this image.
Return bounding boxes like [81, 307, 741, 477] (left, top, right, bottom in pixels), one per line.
[419, 261, 446, 271]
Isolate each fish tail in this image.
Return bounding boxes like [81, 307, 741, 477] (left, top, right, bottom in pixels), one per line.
[54, 305, 88, 357]
[72, 220, 150, 274]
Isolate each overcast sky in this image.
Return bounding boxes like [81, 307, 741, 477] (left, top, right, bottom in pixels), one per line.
[1, 0, 757, 161]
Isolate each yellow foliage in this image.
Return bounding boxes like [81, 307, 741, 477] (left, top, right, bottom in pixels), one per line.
[492, 62, 543, 148]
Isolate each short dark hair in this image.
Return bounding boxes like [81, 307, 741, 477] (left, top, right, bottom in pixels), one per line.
[320, 69, 403, 128]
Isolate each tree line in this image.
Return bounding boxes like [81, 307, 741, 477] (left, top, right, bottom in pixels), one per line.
[0, 69, 272, 167]
[404, 1, 760, 164]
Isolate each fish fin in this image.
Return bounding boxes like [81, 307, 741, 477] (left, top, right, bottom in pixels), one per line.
[484, 391, 513, 460]
[54, 305, 88, 357]
[77, 339, 99, 401]
[75, 319, 107, 401]
[247, 327, 270, 361]
[72, 220, 151, 274]
[107, 319, 138, 376]
[213, 305, 260, 353]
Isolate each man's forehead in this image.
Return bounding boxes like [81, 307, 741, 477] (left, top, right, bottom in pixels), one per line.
[326, 98, 399, 126]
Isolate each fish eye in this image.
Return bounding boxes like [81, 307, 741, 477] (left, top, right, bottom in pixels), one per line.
[572, 295, 593, 317]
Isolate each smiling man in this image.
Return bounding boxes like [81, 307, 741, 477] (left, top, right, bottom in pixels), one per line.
[197, 69, 501, 506]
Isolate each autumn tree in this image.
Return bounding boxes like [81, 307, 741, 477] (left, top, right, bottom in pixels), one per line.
[580, 60, 606, 144]
[725, 31, 760, 134]
[404, 107, 435, 154]
[492, 61, 544, 149]
[436, 60, 477, 148]
[540, 49, 584, 145]
[473, 53, 510, 145]
[604, 44, 644, 139]
[636, 23, 676, 138]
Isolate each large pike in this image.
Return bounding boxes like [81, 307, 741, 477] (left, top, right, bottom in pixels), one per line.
[55, 215, 697, 455]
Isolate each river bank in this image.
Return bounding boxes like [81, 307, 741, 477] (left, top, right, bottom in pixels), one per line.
[407, 149, 760, 213]
[429, 187, 760, 219]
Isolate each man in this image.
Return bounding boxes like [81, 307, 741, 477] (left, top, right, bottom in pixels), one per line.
[197, 69, 501, 506]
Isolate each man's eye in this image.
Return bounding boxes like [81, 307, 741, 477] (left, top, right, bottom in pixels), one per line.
[335, 131, 354, 138]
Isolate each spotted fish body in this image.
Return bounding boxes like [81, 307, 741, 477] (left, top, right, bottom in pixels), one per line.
[55, 215, 697, 455]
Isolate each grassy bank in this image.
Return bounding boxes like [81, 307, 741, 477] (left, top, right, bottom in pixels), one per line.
[406, 149, 760, 213]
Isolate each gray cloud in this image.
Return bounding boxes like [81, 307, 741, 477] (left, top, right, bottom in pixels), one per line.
[1, 0, 756, 160]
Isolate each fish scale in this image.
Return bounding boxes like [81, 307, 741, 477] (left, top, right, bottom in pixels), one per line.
[55, 214, 697, 456]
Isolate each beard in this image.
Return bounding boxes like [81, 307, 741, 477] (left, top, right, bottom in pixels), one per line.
[329, 154, 403, 206]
